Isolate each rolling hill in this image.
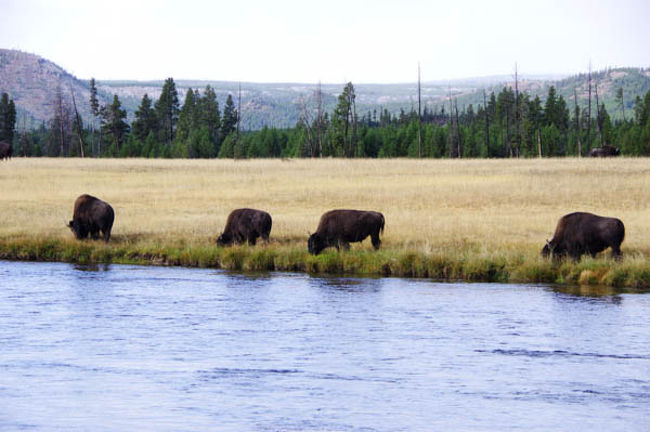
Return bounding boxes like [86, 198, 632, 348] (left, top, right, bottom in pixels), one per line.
[1, 48, 649, 130]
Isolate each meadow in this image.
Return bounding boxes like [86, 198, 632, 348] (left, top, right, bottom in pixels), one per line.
[0, 157, 648, 287]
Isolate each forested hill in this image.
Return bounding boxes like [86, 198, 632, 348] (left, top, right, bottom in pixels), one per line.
[1, 48, 649, 130]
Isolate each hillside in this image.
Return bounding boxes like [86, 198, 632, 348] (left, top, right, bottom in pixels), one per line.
[1, 48, 649, 130]
[0, 49, 111, 128]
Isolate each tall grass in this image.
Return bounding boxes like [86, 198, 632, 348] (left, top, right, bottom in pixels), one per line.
[0, 157, 648, 287]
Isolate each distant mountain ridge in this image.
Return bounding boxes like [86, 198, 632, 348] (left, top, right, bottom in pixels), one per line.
[1, 49, 649, 130]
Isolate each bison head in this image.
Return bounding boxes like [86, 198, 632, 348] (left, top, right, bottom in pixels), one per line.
[216, 232, 232, 247]
[541, 239, 553, 257]
[68, 219, 88, 239]
[308, 233, 325, 255]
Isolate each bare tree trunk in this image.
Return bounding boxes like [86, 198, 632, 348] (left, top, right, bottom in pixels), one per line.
[483, 89, 490, 157]
[514, 63, 520, 157]
[417, 63, 422, 158]
[595, 82, 603, 146]
[574, 88, 582, 157]
[448, 86, 454, 158]
[587, 63, 592, 151]
[316, 81, 323, 157]
[454, 99, 462, 158]
[537, 129, 542, 158]
[70, 88, 85, 158]
[235, 82, 241, 159]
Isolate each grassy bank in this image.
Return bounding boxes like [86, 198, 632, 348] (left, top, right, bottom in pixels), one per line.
[0, 158, 648, 287]
[0, 236, 648, 288]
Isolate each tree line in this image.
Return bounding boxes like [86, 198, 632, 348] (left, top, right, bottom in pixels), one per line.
[4, 77, 650, 158]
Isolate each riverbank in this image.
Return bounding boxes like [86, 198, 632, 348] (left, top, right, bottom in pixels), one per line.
[1, 236, 648, 288]
[1, 158, 648, 287]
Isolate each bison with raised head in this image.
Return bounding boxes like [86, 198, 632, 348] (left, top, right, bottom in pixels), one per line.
[541, 212, 624, 260]
[589, 145, 620, 157]
[68, 194, 115, 243]
[308, 209, 385, 255]
[216, 208, 272, 246]
[0, 141, 12, 160]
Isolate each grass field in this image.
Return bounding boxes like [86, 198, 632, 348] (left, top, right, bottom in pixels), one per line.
[0, 157, 648, 287]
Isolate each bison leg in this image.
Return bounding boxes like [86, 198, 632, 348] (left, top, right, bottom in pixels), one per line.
[611, 244, 623, 260]
[371, 232, 382, 250]
[103, 228, 112, 243]
[248, 234, 258, 246]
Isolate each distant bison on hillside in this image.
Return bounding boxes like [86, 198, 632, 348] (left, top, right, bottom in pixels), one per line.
[216, 208, 272, 246]
[0, 141, 12, 160]
[68, 194, 115, 243]
[589, 145, 620, 157]
[308, 209, 385, 255]
[542, 212, 625, 260]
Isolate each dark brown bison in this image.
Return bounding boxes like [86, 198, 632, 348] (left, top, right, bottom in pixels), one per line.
[541, 212, 625, 260]
[308, 209, 385, 255]
[0, 141, 12, 160]
[68, 194, 115, 243]
[216, 208, 272, 246]
[589, 145, 620, 157]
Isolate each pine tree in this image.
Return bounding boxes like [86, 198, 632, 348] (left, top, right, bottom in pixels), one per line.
[132, 94, 158, 142]
[101, 95, 129, 154]
[176, 88, 197, 144]
[198, 85, 221, 153]
[220, 94, 238, 139]
[0, 93, 17, 144]
[155, 77, 180, 147]
[331, 82, 357, 157]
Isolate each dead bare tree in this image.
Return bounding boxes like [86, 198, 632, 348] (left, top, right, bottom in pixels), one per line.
[417, 63, 422, 158]
[235, 82, 242, 159]
[454, 99, 462, 158]
[514, 63, 520, 158]
[316, 81, 323, 157]
[574, 88, 582, 157]
[595, 82, 603, 146]
[297, 94, 316, 157]
[70, 87, 85, 157]
[448, 85, 455, 158]
[587, 62, 592, 151]
[483, 89, 490, 157]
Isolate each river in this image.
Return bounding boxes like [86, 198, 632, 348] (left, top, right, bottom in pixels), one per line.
[0, 261, 648, 431]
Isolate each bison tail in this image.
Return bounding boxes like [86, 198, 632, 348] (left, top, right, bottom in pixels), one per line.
[380, 214, 385, 234]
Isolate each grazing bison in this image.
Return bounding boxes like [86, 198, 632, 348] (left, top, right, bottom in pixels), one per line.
[589, 145, 620, 157]
[216, 208, 272, 246]
[0, 141, 12, 160]
[541, 212, 625, 260]
[308, 209, 385, 255]
[68, 194, 115, 243]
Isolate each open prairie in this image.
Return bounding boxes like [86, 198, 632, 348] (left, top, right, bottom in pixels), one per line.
[0, 157, 648, 285]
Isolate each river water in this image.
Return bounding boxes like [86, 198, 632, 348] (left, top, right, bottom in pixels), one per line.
[0, 261, 648, 431]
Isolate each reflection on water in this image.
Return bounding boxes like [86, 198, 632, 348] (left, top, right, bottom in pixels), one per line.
[0, 261, 648, 431]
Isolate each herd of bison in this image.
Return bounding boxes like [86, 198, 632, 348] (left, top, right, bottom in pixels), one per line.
[1, 142, 626, 260]
[69, 194, 625, 260]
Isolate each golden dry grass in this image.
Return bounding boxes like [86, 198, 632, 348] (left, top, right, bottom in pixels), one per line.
[0, 157, 649, 258]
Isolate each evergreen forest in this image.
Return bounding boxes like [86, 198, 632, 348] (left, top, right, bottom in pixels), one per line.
[3, 76, 650, 158]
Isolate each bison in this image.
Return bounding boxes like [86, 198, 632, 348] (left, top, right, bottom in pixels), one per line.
[0, 141, 12, 160]
[541, 212, 625, 260]
[589, 145, 620, 157]
[216, 208, 272, 246]
[308, 209, 385, 255]
[68, 194, 115, 243]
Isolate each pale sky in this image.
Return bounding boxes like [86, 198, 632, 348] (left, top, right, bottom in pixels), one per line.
[2, 0, 649, 83]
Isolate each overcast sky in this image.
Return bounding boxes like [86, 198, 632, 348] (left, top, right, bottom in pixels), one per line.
[2, 0, 649, 83]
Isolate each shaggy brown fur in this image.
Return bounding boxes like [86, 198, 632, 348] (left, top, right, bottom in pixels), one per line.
[68, 194, 115, 243]
[308, 209, 385, 255]
[542, 212, 624, 260]
[216, 208, 272, 246]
